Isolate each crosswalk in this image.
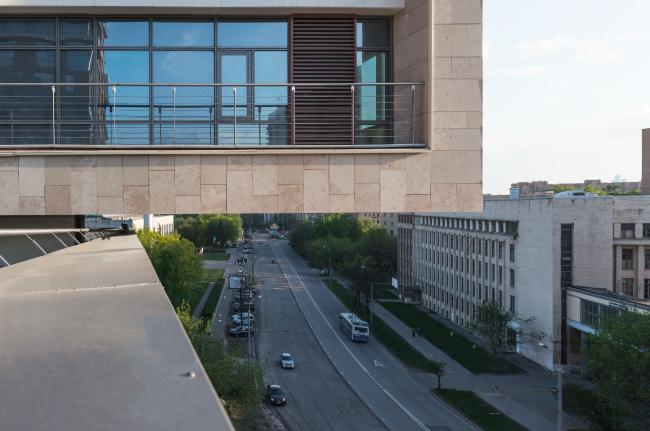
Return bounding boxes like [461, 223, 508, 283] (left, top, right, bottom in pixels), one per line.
[284, 274, 318, 281]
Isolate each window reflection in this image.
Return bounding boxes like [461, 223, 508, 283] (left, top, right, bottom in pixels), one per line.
[153, 51, 214, 121]
[0, 50, 56, 124]
[356, 19, 389, 48]
[357, 51, 388, 144]
[59, 18, 93, 46]
[254, 51, 288, 145]
[220, 54, 249, 117]
[153, 21, 214, 47]
[218, 21, 287, 47]
[0, 18, 56, 46]
[98, 51, 149, 126]
[98, 20, 148, 47]
[60, 50, 93, 124]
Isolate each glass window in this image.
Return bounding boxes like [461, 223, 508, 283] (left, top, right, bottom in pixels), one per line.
[59, 50, 94, 123]
[357, 19, 389, 48]
[153, 21, 214, 47]
[153, 51, 214, 121]
[644, 224, 650, 238]
[621, 223, 635, 238]
[646, 249, 650, 270]
[622, 249, 634, 269]
[622, 278, 634, 296]
[0, 18, 56, 46]
[98, 51, 149, 122]
[510, 269, 515, 287]
[510, 244, 515, 261]
[98, 20, 149, 47]
[59, 18, 93, 46]
[218, 21, 287, 47]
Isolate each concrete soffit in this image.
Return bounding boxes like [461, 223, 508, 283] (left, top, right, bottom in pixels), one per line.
[0, 1, 405, 15]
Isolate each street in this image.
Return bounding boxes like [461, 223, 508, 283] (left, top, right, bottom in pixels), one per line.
[252, 233, 475, 431]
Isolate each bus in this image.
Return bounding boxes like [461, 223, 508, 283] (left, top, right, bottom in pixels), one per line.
[339, 313, 369, 342]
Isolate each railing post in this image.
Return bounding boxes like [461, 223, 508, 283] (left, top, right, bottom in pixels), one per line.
[351, 85, 355, 146]
[112, 86, 116, 146]
[291, 86, 296, 147]
[172, 86, 176, 147]
[411, 84, 415, 144]
[233, 86, 237, 148]
[51, 85, 55, 146]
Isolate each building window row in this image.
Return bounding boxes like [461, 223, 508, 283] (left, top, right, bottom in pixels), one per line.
[620, 223, 650, 238]
[413, 216, 518, 236]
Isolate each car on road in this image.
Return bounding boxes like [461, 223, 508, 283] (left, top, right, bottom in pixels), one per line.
[243, 248, 252, 254]
[235, 292, 254, 300]
[266, 384, 286, 406]
[280, 353, 294, 369]
[229, 325, 254, 338]
[233, 302, 255, 312]
[265, 243, 269, 246]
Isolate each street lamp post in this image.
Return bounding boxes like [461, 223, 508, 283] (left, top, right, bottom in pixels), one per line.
[323, 246, 331, 289]
[362, 265, 373, 329]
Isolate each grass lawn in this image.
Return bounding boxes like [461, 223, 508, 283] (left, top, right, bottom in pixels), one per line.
[187, 282, 209, 315]
[201, 253, 230, 261]
[329, 281, 430, 371]
[373, 282, 399, 300]
[381, 302, 522, 375]
[203, 268, 225, 282]
[203, 270, 225, 319]
[434, 388, 527, 431]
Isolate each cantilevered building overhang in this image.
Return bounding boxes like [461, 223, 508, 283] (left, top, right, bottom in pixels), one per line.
[0, 0, 483, 215]
[0, 233, 233, 430]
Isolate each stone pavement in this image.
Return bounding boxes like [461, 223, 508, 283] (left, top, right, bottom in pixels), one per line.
[372, 302, 586, 431]
[193, 281, 215, 319]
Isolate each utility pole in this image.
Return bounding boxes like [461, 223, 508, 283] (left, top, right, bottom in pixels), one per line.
[323, 245, 331, 289]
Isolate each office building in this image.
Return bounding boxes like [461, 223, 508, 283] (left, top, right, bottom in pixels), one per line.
[398, 191, 650, 374]
[0, 0, 484, 218]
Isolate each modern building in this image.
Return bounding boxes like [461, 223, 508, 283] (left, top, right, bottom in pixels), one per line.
[398, 191, 650, 374]
[511, 179, 641, 196]
[85, 214, 175, 234]
[0, 0, 484, 219]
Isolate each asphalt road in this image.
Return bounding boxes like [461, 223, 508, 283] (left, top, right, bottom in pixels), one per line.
[254, 234, 475, 431]
[253, 234, 387, 431]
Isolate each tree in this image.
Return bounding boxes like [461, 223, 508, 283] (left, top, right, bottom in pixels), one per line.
[553, 184, 575, 194]
[351, 227, 397, 278]
[176, 303, 267, 424]
[427, 359, 447, 389]
[338, 254, 372, 313]
[215, 218, 227, 249]
[469, 300, 535, 356]
[563, 310, 650, 431]
[137, 228, 203, 310]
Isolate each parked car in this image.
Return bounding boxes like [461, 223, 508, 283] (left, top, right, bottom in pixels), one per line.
[232, 313, 255, 325]
[280, 353, 294, 369]
[229, 326, 254, 338]
[233, 302, 255, 312]
[235, 293, 254, 301]
[266, 384, 286, 406]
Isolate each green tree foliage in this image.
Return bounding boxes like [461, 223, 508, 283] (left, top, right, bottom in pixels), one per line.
[427, 359, 447, 389]
[552, 183, 642, 196]
[176, 214, 242, 247]
[176, 303, 267, 422]
[469, 300, 535, 356]
[288, 219, 313, 257]
[174, 216, 200, 244]
[338, 255, 372, 312]
[563, 310, 650, 431]
[137, 228, 202, 310]
[350, 227, 397, 279]
[553, 184, 576, 193]
[215, 219, 227, 249]
[312, 213, 365, 241]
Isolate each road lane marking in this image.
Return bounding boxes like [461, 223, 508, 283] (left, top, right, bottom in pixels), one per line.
[374, 360, 385, 367]
[274, 243, 430, 431]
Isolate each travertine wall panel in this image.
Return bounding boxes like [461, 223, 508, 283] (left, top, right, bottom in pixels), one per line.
[200, 155, 226, 185]
[304, 169, 329, 213]
[0, 171, 19, 215]
[252, 156, 278, 196]
[19, 156, 45, 197]
[380, 169, 406, 212]
[227, 170, 252, 213]
[175, 195, 200, 214]
[97, 156, 123, 197]
[45, 156, 71, 186]
[150, 170, 176, 214]
[20, 196, 45, 215]
[329, 155, 354, 195]
[124, 185, 149, 214]
[201, 184, 226, 213]
[45, 185, 71, 214]
[123, 156, 149, 186]
[277, 155, 303, 185]
[175, 155, 200, 196]
[355, 183, 380, 212]
[97, 196, 123, 214]
[278, 184, 303, 213]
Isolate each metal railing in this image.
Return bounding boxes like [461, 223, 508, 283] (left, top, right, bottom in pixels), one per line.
[0, 82, 424, 149]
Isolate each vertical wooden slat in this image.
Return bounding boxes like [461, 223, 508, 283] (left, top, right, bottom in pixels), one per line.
[291, 15, 356, 145]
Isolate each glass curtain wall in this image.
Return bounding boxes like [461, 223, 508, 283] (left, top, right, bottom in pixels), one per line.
[356, 18, 390, 145]
[0, 17, 288, 146]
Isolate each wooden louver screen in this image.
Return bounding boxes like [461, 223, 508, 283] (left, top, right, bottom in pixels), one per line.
[290, 16, 356, 145]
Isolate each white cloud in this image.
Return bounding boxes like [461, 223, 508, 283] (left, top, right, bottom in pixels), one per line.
[612, 31, 647, 41]
[489, 66, 550, 76]
[515, 37, 619, 63]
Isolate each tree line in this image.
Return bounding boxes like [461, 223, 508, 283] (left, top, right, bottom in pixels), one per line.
[175, 214, 243, 249]
[289, 213, 397, 314]
[553, 183, 641, 196]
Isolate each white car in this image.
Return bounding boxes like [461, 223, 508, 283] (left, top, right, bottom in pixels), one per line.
[280, 353, 294, 369]
[243, 248, 252, 254]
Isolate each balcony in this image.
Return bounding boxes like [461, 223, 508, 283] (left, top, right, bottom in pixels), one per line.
[0, 82, 425, 149]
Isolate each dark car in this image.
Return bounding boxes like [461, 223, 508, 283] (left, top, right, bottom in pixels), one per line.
[266, 384, 286, 406]
[233, 302, 255, 312]
[229, 325, 254, 338]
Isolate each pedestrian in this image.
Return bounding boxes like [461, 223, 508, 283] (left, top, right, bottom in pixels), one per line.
[411, 328, 416, 337]
[416, 327, 421, 337]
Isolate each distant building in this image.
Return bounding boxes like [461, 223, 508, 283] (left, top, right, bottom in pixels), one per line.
[86, 214, 174, 235]
[398, 192, 650, 375]
[511, 179, 641, 196]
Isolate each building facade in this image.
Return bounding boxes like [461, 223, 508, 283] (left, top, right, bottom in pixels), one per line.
[511, 179, 642, 196]
[398, 192, 650, 372]
[0, 0, 484, 217]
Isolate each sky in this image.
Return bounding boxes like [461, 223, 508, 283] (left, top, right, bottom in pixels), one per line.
[483, 0, 650, 194]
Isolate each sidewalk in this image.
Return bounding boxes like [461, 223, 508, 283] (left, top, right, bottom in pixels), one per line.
[193, 281, 215, 319]
[372, 302, 586, 431]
